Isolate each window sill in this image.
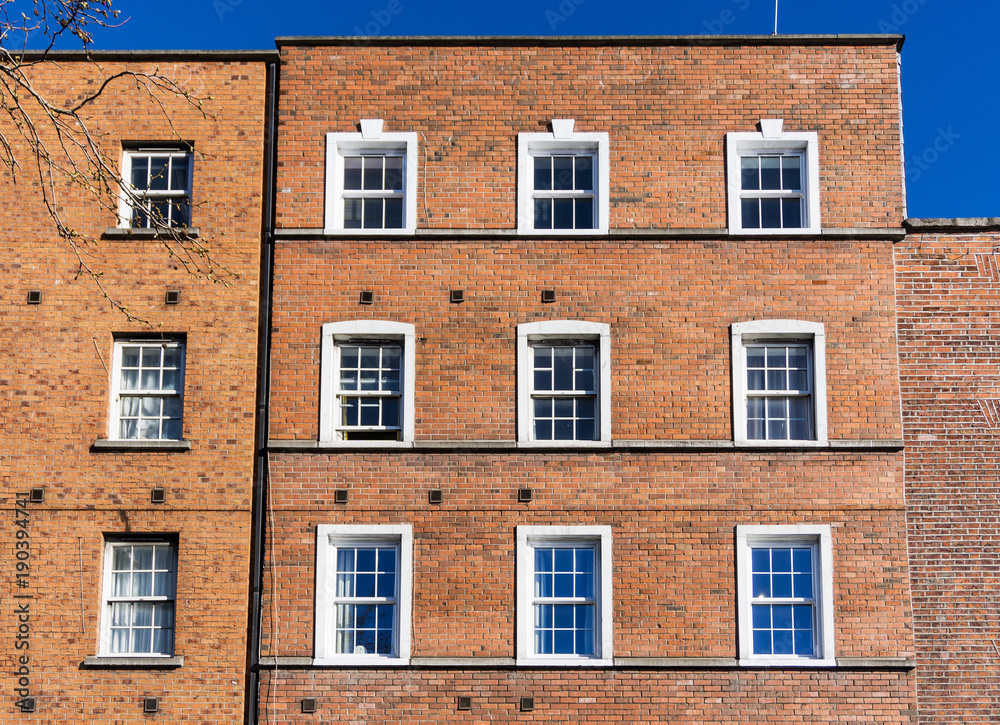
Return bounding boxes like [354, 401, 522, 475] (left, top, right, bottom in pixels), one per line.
[267, 439, 904, 453]
[515, 228, 609, 236]
[91, 439, 192, 452]
[516, 440, 612, 449]
[81, 655, 183, 669]
[734, 439, 828, 449]
[103, 227, 200, 239]
[739, 656, 836, 668]
[516, 657, 613, 667]
[322, 228, 415, 236]
[311, 657, 410, 667]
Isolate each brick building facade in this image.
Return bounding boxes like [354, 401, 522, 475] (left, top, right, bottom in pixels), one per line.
[1, 52, 275, 722]
[258, 36, 916, 722]
[896, 218, 1000, 724]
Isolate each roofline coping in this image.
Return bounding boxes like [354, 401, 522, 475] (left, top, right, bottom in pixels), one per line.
[905, 217, 1000, 232]
[9, 49, 280, 62]
[275, 34, 905, 51]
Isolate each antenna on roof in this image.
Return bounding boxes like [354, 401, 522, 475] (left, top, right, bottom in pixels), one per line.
[773, 0, 780, 34]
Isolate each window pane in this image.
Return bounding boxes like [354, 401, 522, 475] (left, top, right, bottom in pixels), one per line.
[753, 628, 772, 655]
[752, 573, 770, 598]
[377, 573, 395, 598]
[153, 628, 173, 655]
[740, 157, 759, 190]
[576, 396, 595, 419]
[782, 197, 802, 228]
[344, 199, 363, 228]
[141, 397, 161, 417]
[363, 198, 384, 229]
[170, 156, 189, 191]
[575, 197, 595, 229]
[554, 573, 574, 597]
[381, 397, 400, 427]
[131, 157, 149, 189]
[794, 629, 814, 656]
[120, 419, 138, 439]
[356, 548, 376, 572]
[553, 548, 573, 572]
[534, 198, 552, 229]
[792, 548, 812, 573]
[163, 396, 182, 418]
[535, 548, 552, 573]
[773, 628, 794, 655]
[752, 604, 770, 629]
[767, 418, 787, 440]
[552, 348, 574, 390]
[363, 156, 383, 190]
[747, 370, 765, 391]
[552, 198, 573, 229]
[772, 573, 793, 598]
[533, 398, 552, 417]
[553, 398, 574, 419]
[760, 157, 781, 190]
[535, 419, 552, 440]
[141, 370, 160, 390]
[384, 197, 404, 229]
[782, 156, 801, 190]
[760, 198, 781, 228]
[576, 419, 595, 441]
[575, 156, 594, 191]
[384, 156, 404, 191]
[771, 548, 791, 572]
[344, 157, 363, 190]
[553, 419, 573, 439]
[132, 628, 152, 654]
[751, 548, 769, 573]
[793, 573, 813, 598]
[552, 156, 573, 190]
[533, 157, 551, 191]
[534, 369, 552, 392]
[741, 198, 760, 228]
[355, 573, 376, 598]
[340, 397, 359, 427]
[149, 158, 169, 191]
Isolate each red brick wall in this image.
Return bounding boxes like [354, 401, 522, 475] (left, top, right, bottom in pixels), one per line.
[276, 42, 905, 231]
[262, 39, 913, 723]
[269, 237, 901, 442]
[0, 58, 268, 722]
[896, 230, 1000, 724]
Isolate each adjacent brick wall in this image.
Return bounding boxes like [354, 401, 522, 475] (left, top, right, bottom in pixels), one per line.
[897, 228, 1000, 724]
[0, 58, 268, 722]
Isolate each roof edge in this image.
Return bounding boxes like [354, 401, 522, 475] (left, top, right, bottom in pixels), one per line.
[9, 49, 279, 62]
[905, 217, 1000, 233]
[275, 34, 905, 50]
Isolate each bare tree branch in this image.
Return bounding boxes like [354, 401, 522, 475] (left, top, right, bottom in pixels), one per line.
[0, 0, 238, 321]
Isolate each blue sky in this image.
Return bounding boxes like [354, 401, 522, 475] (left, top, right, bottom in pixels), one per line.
[51, 0, 1000, 218]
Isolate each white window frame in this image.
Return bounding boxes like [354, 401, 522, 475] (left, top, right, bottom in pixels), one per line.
[517, 120, 609, 235]
[98, 538, 177, 658]
[516, 525, 613, 666]
[517, 320, 611, 446]
[736, 524, 835, 667]
[314, 524, 413, 666]
[731, 320, 827, 446]
[118, 147, 194, 229]
[726, 121, 820, 234]
[324, 121, 418, 234]
[109, 338, 186, 441]
[319, 320, 416, 445]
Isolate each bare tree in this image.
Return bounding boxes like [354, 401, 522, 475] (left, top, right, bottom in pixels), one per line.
[0, 0, 235, 318]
